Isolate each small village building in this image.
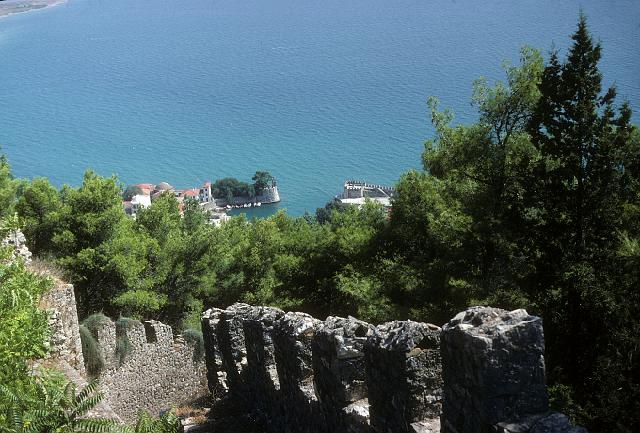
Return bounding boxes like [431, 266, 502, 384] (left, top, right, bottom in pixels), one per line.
[135, 183, 154, 196]
[178, 188, 200, 200]
[199, 181, 213, 203]
[123, 194, 151, 218]
[338, 180, 395, 211]
[152, 182, 174, 200]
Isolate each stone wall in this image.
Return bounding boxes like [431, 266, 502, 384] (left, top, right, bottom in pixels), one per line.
[3, 229, 84, 375]
[440, 307, 587, 433]
[1, 229, 32, 263]
[41, 279, 86, 375]
[91, 317, 209, 423]
[201, 304, 587, 433]
[38, 274, 207, 424]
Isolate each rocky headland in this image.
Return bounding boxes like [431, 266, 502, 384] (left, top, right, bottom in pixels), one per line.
[0, 0, 65, 19]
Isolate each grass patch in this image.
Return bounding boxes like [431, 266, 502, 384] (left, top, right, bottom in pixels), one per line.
[82, 313, 110, 333]
[115, 317, 137, 366]
[79, 324, 104, 377]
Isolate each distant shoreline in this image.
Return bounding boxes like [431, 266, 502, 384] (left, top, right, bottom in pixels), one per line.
[0, 0, 66, 20]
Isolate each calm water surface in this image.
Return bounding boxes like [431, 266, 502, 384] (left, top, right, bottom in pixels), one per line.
[1, 0, 639, 215]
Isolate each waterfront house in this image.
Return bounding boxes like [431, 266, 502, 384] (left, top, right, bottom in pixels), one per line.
[199, 181, 213, 203]
[123, 193, 151, 218]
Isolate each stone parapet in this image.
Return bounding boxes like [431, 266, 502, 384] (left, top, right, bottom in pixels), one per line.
[201, 308, 228, 397]
[364, 320, 442, 433]
[199, 305, 586, 433]
[41, 280, 85, 375]
[90, 316, 208, 423]
[273, 311, 324, 433]
[243, 306, 285, 430]
[216, 303, 255, 392]
[440, 306, 586, 433]
[312, 316, 373, 433]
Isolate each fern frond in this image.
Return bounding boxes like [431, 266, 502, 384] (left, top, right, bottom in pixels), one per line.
[75, 380, 100, 406]
[73, 393, 104, 417]
[74, 418, 122, 433]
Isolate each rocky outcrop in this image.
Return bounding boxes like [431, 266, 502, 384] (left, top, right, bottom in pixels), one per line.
[201, 305, 586, 433]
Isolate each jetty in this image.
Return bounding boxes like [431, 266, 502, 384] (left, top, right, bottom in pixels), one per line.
[337, 180, 395, 208]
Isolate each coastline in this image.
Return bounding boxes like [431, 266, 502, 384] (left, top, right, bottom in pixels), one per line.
[0, 0, 66, 20]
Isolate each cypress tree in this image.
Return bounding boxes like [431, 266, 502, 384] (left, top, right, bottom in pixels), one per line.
[528, 14, 638, 430]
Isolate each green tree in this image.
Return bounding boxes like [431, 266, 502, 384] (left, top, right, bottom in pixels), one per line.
[16, 177, 63, 255]
[423, 46, 543, 299]
[122, 185, 143, 201]
[0, 155, 18, 220]
[526, 15, 638, 431]
[51, 171, 131, 316]
[252, 171, 274, 192]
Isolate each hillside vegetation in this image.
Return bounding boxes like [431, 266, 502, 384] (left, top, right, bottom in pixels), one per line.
[1, 17, 638, 432]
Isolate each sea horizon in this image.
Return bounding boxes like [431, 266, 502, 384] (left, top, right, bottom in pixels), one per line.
[1, 0, 639, 216]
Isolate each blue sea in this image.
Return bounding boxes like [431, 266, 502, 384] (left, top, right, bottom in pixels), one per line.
[1, 0, 639, 216]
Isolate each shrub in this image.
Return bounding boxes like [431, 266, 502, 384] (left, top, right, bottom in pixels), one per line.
[0, 245, 51, 384]
[127, 410, 180, 433]
[79, 325, 104, 377]
[115, 317, 137, 366]
[181, 329, 205, 362]
[0, 375, 122, 433]
[113, 290, 167, 320]
[82, 312, 111, 333]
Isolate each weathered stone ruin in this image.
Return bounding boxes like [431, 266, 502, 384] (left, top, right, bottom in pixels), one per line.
[201, 304, 587, 433]
[365, 320, 442, 433]
[201, 307, 229, 398]
[4, 233, 585, 431]
[312, 316, 372, 433]
[86, 317, 209, 423]
[1, 229, 32, 263]
[41, 279, 86, 375]
[440, 307, 587, 433]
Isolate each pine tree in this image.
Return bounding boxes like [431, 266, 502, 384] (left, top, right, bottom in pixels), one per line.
[527, 14, 637, 430]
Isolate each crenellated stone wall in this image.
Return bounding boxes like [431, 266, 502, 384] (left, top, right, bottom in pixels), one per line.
[90, 317, 209, 423]
[40, 278, 208, 424]
[11, 231, 207, 424]
[201, 304, 587, 433]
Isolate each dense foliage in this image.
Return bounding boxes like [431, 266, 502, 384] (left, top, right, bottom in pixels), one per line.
[211, 170, 274, 202]
[2, 17, 637, 432]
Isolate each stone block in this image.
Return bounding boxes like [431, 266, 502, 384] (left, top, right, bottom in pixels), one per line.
[273, 311, 324, 433]
[201, 308, 228, 397]
[312, 316, 373, 433]
[364, 320, 442, 433]
[216, 303, 255, 392]
[440, 307, 548, 433]
[242, 306, 285, 422]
